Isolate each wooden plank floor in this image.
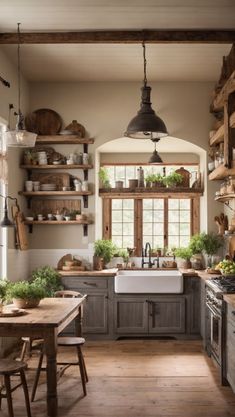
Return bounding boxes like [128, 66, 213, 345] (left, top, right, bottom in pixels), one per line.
[2, 340, 235, 417]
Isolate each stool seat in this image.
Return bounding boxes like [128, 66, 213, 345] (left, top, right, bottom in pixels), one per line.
[0, 359, 27, 375]
[57, 337, 85, 346]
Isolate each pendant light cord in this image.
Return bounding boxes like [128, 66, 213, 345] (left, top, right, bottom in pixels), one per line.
[17, 23, 21, 115]
[142, 41, 147, 87]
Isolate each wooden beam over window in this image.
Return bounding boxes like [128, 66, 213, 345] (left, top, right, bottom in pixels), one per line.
[0, 30, 235, 44]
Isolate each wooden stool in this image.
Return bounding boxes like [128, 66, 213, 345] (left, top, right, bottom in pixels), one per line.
[31, 290, 88, 401]
[0, 359, 31, 417]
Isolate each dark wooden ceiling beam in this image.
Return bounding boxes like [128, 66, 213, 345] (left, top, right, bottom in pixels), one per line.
[0, 30, 235, 44]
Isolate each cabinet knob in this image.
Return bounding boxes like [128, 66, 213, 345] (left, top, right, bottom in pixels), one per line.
[232, 311, 235, 315]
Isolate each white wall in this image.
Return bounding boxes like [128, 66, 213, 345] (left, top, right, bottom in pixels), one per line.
[0, 47, 30, 269]
[27, 81, 221, 249]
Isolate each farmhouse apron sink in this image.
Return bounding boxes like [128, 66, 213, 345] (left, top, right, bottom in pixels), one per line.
[114, 270, 183, 294]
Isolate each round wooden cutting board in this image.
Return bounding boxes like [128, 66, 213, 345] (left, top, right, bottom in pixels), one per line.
[25, 108, 62, 135]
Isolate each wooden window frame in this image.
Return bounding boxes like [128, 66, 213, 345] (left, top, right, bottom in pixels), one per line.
[102, 196, 200, 256]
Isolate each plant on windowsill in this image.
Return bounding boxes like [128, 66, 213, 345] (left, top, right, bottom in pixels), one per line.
[98, 167, 111, 189]
[93, 239, 117, 270]
[114, 248, 129, 268]
[163, 172, 183, 188]
[201, 232, 223, 268]
[174, 247, 193, 269]
[6, 280, 46, 309]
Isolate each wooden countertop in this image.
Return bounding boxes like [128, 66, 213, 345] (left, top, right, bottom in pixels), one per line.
[58, 267, 217, 280]
[58, 268, 118, 277]
[224, 294, 235, 309]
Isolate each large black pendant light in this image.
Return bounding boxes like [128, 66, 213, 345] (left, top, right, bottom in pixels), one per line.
[125, 42, 168, 140]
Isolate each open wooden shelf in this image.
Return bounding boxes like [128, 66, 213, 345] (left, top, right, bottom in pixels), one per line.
[24, 220, 92, 225]
[36, 135, 94, 145]
[99, 187, 203, 198]
[19, 191, 92, 196]
[20, 164, 93, 170]
[209, 111, 235, 146]
[209, 124, 224, 146]
[208, 163, 235, 180]
[215, 193, 235, 203]
[24, 219, 93, 236]
[212, 71, 235, 111]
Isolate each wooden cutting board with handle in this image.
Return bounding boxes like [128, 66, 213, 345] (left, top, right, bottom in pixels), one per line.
[25, 108, 62, 135]
[12, 206, 28, 250]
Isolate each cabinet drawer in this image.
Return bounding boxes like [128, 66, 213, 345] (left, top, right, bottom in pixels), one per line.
[62, 277, 108, 290]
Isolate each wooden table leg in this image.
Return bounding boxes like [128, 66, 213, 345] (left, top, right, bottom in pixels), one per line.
[44, 331, 58, 417]
[75, 305, 83, 337]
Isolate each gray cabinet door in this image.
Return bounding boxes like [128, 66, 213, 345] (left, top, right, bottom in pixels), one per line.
[185, 277, 201, 334]
[61, 276, 109, 335]
[83, 292, 108, 334]
[114, 297, 148, 334]
[148, 296, 186, 334]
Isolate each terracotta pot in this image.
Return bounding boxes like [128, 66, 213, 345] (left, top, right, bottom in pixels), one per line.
[93, 256, 105, 271]
[13, 298, 41, 309]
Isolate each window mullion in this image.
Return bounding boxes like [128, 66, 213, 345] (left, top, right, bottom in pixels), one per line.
[135, 199, 142, 257]
[164, 199, 168, 249]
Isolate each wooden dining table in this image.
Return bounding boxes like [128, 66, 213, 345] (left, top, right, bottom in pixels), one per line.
[0, 296, 86, 417]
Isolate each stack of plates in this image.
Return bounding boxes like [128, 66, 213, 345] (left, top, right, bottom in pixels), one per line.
[40, 183, 57, 191]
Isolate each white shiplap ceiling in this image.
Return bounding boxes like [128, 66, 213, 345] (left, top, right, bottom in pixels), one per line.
[0, 0, 234, 82]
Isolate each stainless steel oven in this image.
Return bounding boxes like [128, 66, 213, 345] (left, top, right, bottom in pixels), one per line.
[206, 287, 222, 366]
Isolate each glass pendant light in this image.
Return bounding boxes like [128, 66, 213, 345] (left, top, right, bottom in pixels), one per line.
[125, 42, 168, 140]
[5, 23, 37, 148]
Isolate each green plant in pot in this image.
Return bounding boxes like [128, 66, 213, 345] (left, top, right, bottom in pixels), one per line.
[152, 173, 164, 188]
[0, 279, 9, 313]
[93, 239, 117, 270]
[98, 167, 111, 189]
[31, 266, 63, 297]
[145, 174, 156, 188]
[6, 281, 46, 309]
[163, 172, 183, 188]
[201, 232, 223, 268]
[174, 247, 193, 269]
[114, 248, 129, 267]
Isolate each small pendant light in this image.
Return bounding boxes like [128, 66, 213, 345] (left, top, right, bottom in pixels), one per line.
[4, 23, 37, 148]
[149, 139, 163, 164]
[125, 42, 168, 140]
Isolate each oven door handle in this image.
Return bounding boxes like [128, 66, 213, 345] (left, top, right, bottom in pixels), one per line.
[206, 303, 221, 320]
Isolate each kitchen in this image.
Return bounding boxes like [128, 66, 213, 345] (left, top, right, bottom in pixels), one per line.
[1, 1, 235, 416]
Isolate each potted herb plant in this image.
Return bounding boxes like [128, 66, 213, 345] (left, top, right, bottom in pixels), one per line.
[0, 279, 8, 313]
[98, 167, 111, 189]
[201, 232, 223, 267]
[152, 173, 164, 188]
[31, 266, 63, 297]
[93, 239, 117, 270]
[6, 281, 46, 309]
[174, 247, 193, 269]
[145, 174, 156, 188]
[163, 172, 183, 188]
